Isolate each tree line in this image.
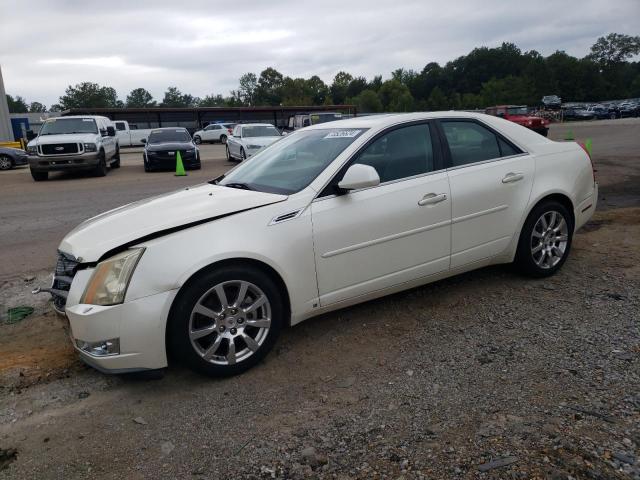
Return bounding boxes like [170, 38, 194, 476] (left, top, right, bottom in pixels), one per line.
[6, 33, 640, 114]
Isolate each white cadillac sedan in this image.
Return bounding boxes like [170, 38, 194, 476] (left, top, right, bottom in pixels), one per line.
[225, 123, 283, 161]
[50, 112, 597, 377]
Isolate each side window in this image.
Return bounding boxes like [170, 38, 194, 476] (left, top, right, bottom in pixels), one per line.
[115, 122, 126, 131]
[353, 123, 434, 183]
[498, 137, 519, 157]
[441, 121, 501, 167]
[233, 126, 241, 137]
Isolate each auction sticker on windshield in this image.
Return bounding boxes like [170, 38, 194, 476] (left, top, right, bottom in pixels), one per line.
[324, 130, 362, 139]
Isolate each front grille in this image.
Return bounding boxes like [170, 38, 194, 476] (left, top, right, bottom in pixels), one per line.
[51, 251, 79, 312]
[41, 143, 79, 155]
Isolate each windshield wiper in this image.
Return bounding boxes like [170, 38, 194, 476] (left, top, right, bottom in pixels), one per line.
[224, 182, 253, 191]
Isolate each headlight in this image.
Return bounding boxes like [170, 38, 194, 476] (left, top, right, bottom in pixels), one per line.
[84, 143, 97, 152]
[246, 144, 261, 149]
[27, 145, 38, 155]
[81, 248, 144, 306]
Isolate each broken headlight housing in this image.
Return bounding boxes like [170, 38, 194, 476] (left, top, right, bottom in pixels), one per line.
[81, 248, 144, 306]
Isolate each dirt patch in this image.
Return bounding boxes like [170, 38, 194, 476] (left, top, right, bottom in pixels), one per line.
[0, 311, 79, 390]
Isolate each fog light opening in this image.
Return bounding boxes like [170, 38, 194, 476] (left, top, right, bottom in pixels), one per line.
[76, 338, 120, 357]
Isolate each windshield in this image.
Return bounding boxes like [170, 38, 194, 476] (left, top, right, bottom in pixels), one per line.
[148, 129, 191, 144]
[242, 126, 280, 138]
[40, 118, 98, 135]
[507, 107, 528, 115]
[217, 128, 367, 194]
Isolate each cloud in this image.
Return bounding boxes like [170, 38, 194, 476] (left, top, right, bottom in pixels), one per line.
[0, 0, 638, 106]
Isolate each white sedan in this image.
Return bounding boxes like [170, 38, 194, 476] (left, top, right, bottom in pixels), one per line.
[49, 112, 597, 377]
[226, 123, 282, 161]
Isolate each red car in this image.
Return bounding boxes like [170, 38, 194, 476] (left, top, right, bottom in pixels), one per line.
[485, 105, 549, 137]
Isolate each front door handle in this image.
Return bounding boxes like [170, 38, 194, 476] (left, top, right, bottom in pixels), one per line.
[502, 172, 524, 183]
[418, 193, 447, 206]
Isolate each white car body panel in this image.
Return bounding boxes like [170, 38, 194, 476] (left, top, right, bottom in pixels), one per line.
[57, 111, 597, 372]
[113, 120, 155, 147]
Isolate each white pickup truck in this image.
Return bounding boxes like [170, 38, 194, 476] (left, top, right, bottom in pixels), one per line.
[113, 120, 155, 147]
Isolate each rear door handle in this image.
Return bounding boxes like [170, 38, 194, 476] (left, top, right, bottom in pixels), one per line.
[502, 172, 524, 183]
[418, 193, 447, 206]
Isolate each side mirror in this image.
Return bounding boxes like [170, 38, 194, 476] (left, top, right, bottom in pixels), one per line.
[107, 126, 116, 137]
[337, 164, 380, 192]
[141, 138, 147, 144]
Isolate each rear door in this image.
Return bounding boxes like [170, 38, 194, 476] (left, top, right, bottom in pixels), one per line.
[437, 119, 534, 269]
[311, 121, 451, 306]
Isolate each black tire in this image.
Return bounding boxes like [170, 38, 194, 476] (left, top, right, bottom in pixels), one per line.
[220, 134, 227, 144]
[0, 155, 12, 170]
[30, 169, 48, 181]
[167, 265, 284, 377]
[143, 156, 152, 172]
[225, 145, 232, 161]
[514, 200, 573, 278]
[240, 147, 246, 161]
[94, 151, 107, 177]
[194, 135, 202, 145]
[111, 146, 121, 168]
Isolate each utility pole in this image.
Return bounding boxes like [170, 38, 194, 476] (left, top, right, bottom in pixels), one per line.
[0, 65, 14, 141]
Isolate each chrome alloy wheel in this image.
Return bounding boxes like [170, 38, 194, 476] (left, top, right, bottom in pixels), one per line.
[188, 280, 271, 365]
[530, 210, 569, 269]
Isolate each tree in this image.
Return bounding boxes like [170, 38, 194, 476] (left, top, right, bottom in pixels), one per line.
[59, 82, 120, 109]
[330, 71, 353, 104]
[28, 101, 47, 113]
[588, 33, 640, 67]
[346, 76, 368, 99]
[351, 89, 383, 113]
[126, 88, 155, 107]
[238, 73, 258, 105]
[6, 95, 28, 113]
[306, 75, 329, 105]
[479, 76, 536, 106]
[426, 86, 448, 110]
[199, 94, 227, 107]
[378, 80, 414, 111]
[255, 67, 284, 105]
[160, 86, 197, 107]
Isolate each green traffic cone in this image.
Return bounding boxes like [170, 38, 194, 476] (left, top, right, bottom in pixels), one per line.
[585, 138, 593, 156]
[175, 150, 186, 176]
[565, 130, 574, 141]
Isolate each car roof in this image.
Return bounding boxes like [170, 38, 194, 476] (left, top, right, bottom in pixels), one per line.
[238, 123, 277, 127]
[305, 111, 509, 130]
[151, 127, 188, 131]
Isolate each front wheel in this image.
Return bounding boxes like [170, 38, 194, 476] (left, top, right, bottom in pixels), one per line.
[220, 134, 227, 144]
[194, 136, 202, 145]
[168, 266, 284, 377]
[515, 200, 573, 277]
[240, 147, 246, 161]
[0, 155, 12, 170]
[225, 145, 232, 161]
[30, 169, 48, 181]
[94, 151, 107, 177]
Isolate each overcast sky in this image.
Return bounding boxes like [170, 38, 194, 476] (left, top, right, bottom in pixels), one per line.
[1, 0, 638, 106]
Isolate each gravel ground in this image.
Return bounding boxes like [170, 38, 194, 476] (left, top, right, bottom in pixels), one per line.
[0, 120, 638, 479]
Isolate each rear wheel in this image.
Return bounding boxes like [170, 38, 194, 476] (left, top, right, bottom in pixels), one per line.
[168, 265, 284, 377]
[515, 200, 573, 277]
[0, 155, 12, 170]
[30, 169, 48, 181]
[194, 135, 202, 145]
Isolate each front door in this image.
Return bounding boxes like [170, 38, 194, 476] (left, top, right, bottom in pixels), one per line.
[311, 122, 451, 306]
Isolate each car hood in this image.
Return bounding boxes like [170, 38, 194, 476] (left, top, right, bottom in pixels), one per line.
[31, 133, 98, 145]
[242, 136, 281, 147]
[146, 142, 195, 151]
[59, 184, 287, 262]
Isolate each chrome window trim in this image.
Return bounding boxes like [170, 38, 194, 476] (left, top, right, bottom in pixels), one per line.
[445, 152, 530, 172]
